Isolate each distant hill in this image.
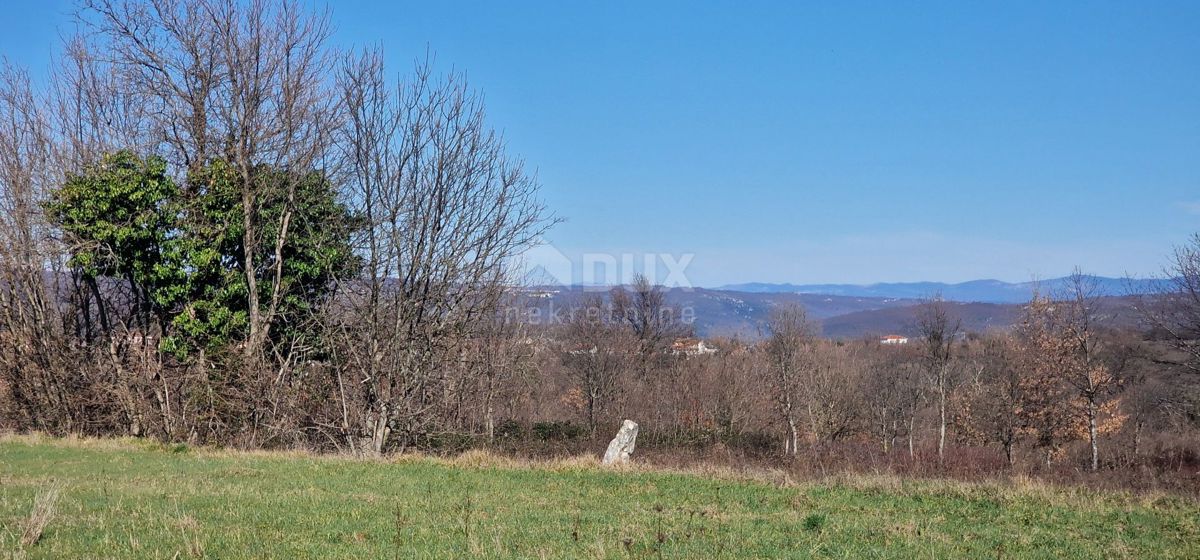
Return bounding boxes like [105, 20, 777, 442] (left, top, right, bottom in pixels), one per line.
[818, 295, 1147, 340]
[522, 284, 1154, 341]
[818, 301, 1023, 339]
[664, 289, 918, 338]
[520, 286, 918, 339]
[718, 275, 1169, 304]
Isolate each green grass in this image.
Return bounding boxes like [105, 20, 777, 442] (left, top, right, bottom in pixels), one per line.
[1, 435, 1197, 558]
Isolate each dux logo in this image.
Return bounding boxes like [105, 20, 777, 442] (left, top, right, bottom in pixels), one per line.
[524, 239, 696, 289]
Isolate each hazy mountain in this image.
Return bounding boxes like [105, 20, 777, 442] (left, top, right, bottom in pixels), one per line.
[718, 275, 1169, 304]
[819, 295, 1147, 339]
[522, 284, 1153, 340]
[819, 301, 1022, 339]
[520, 286, 918, 339]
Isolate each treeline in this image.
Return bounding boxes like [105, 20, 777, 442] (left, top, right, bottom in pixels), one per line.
[508, 270, 1199, 482]
[1, 1, 1199, 488]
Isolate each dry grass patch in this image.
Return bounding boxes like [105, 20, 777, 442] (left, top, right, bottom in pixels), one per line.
[20, 481, 64, 547]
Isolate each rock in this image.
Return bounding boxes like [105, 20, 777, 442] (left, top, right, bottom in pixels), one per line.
[602, 419, 639, 465]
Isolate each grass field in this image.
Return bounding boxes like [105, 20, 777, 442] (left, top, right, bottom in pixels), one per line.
[1, 435, 1197, 559]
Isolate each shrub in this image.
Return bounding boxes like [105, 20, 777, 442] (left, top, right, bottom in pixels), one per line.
[495, 420, 524, 441]
[532, 421, 586, 442]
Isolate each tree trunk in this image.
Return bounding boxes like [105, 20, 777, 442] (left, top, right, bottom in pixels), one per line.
[880, 408, 890, 453]
[587, 385, 599, 436]
[85, 275, 111, 336]
[1087, 397, 1099, 472]
[485, 400, 495, 444]
[370, 404, 390, 455]
[907, 414, 916, 459]
[786, 416, 798, 457]
[937, 382, 947, 463]
[241, 183, 261, 359]
[1132, 421, 1142, 459]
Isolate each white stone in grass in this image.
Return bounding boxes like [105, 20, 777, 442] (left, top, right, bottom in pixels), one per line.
[602, 419, 639, 465]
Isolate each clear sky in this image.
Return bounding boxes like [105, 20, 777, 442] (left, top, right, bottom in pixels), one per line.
[3, 1, 1198, 286]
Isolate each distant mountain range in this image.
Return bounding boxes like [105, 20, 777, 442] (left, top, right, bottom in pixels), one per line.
[717, 275, 1170, 304]
[522, 277, 1161, 340]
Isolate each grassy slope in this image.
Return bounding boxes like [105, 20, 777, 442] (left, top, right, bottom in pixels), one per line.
[0, 436, 1197, 559]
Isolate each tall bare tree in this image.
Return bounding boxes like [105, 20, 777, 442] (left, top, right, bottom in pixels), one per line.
[916, 295, 960, 463]
[865, 342, 922, 456]
[1055, 270, 1123, 471]
[610, 273, 689, 376]
[0, 61, 74, 431]
[764, 303, 812, 456]
[331, 50, 554, 453]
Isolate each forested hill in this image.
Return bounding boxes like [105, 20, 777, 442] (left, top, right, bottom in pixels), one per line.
[521, 286, 1149, 340]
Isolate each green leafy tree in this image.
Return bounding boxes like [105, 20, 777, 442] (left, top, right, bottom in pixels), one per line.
[46, 151, 187, 338]
[168, 160, 360, 358]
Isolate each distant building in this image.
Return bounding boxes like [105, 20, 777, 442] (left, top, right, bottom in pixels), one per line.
[671, 337, 718, 356]
[880, 335, 909, 345]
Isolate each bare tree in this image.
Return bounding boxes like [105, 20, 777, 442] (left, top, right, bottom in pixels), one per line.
[0, 61, 74, 431]
[1, 56, 188, 439]
[799, 342, 865, 443]
[865, 342, 922, 456]
[610, 273, 689, 376]
[331, 51, 554, 453]
[959, 336, 1024, 466]
[1139, 233, 1200, 375]
[916, 295, 961, 463]
[559, 296, 630, 435]
[52, 35, 151, 171]
[469, 303, 535, 443]
[764, 303, 812, 456]
[1055, 270, 1123, 471]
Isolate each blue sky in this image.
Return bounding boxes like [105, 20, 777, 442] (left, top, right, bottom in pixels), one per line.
[3, 1, 1198, 286]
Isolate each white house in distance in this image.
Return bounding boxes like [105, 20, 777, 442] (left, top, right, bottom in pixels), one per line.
[880, 335, 909, 345]
[672, 337, 718, 356]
